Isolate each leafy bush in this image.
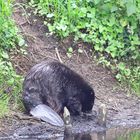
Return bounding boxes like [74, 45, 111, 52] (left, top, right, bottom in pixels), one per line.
[0, 0, 24, 116]
[30, 0, 140, 95]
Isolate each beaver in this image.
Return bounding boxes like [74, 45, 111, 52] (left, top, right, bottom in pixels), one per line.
[22, 60, 95, 123]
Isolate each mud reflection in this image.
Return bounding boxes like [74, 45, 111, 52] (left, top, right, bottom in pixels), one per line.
[64, 131, 106, 140]
[63, 128, 140, 140]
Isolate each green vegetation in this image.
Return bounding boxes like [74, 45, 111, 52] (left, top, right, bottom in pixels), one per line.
[117, 131, 140, 140]
[30, 0, 140, 95]
[0, 0, 24, 116]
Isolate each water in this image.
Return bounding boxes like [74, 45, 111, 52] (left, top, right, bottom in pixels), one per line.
[4, 127, 138, 140]
[63, 129, 140, 140]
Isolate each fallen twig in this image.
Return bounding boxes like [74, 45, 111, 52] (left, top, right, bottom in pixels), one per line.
[55, 47, 63, 63]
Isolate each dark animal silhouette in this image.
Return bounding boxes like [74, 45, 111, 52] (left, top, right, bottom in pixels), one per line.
[22, 60, 95, 116]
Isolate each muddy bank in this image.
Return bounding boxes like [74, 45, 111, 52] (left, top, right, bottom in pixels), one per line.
[0, 118, 139, 140]
[0, 0, 139, 138]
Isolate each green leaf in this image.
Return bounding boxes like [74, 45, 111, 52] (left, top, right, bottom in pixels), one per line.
[116, 73, 122, 81]
[111, 52, 116, 58]
[109, 16, 116, 26]
[1, 52, 9, 59]
[118, 62, 125, 70]
[124, 69, 131, 76]
[94, 45, 100, 51]
[104, 0, 111, 2]
[18, 38, 25, 47]
[120, 19, 128, 27]
[8, 77, 14, 85]
[94, 0, 101, 5]
[111, 6, 118, 12]
[105, 45, 117, 55]
[126, 3, 136, 16]
[87, 8, 95, 18]
[99, 25, 104, 33]
[68, 47, 73, 53]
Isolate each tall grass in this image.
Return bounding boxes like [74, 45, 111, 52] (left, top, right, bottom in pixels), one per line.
[0, 0, 24, 116]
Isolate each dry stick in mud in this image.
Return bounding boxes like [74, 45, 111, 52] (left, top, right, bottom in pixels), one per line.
[55, 47, 63, 63]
